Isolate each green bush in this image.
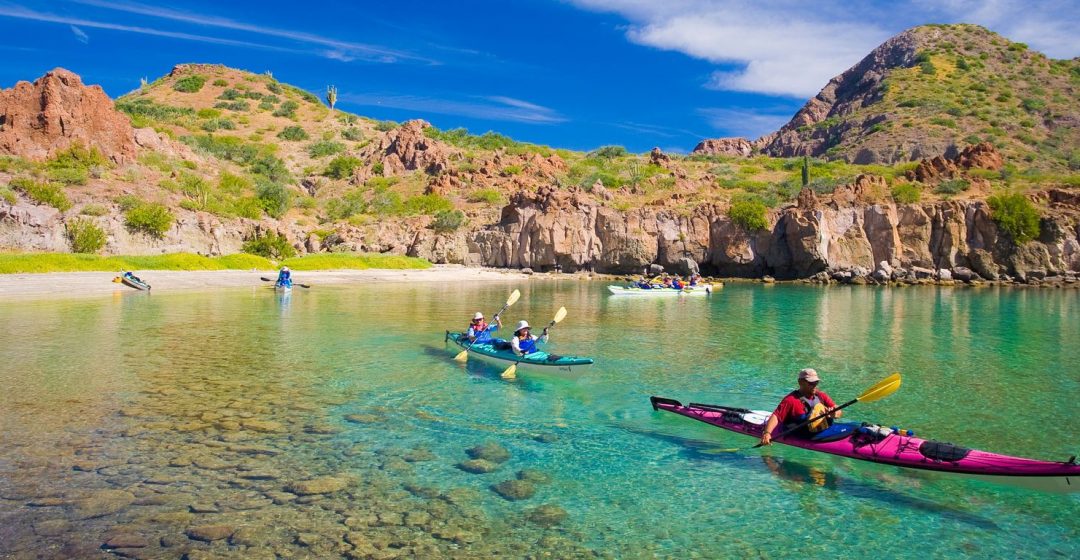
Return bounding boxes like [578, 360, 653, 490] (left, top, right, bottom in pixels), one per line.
[1020, 98, 1046, 113]
[9, 178, 71, 211]
[173, 75, 206, 93]
[891, 183, 922, 203]
[183, 134, 260, 164]
[432, 209, 465, 232]
[125, 203, 174, 238]
[467, 188, 503, 204]
[342, 127, 364, 141]
[273, 100, 299, 118]
[307, 140, 344, 158]
[324, 189, 367, 220]
[250, 154, 291, 184]
[988, 193, 1040, 243]
[403, 194, 453, 215]
[212, 78, 229, 87]
[214, 101, 250, 112]
[266, 81, 282, 95]
[242, 230, 296, 259]
[325, 155, 363, 179]
[256, 180, 291, 218]
[45, 144, 109, 185]
[218, 172, 252, 195]
[200, 118, 236, 132]
[934, 178, 970, 195]
[0, 184, 16, 204]
[367, 188, 403, 216]
[231, 196, 264, 219]
[423, 127, 551, 156]
[375, 120, 399, 132]
[502, 164, 523, 176]
[218, 88, 241, 100]
[66, 218, 107, 253]
[588, 145, 628, 159]
[727, 197, 768, 231]
[114, 194, 142, 211]
[277, 126, 309, 141]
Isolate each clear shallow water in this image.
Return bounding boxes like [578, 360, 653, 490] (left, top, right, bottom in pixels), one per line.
[0, 281, 1077, 559]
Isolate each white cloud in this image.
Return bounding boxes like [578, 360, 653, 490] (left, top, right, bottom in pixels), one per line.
[69, 24, 89, 43]
[568, 1, 1079, 97]
[338, 92, 566, 124]
[71, 0, 435, 64]
[698, 107, 795, 139]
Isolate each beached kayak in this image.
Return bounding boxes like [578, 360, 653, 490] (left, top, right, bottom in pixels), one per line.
[650, 396, 1079, 492]
[608, 284, 719, 296]
[117, 272, 150, 291]
[445, 331, 593, 370]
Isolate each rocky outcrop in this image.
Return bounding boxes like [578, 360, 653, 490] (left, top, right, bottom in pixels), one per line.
[907, 142, 1003, 183]
[0, 68, 136, 164]
[358, 120, 455, 177]
[691, 138, 753, 158]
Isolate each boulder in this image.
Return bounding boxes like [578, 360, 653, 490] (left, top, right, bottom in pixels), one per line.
[911, 266, 935, 279]
[951, 267, 977, 281]
[937, 268, 952, 281]
[691, 138, 753, 158]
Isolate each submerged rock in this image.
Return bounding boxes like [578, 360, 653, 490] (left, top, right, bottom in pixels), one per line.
[465, 442, 510, 463]
[516, 469, 552, 485]
[457, 459, 499, 474]
[287, 475, 351, 495]
[526, 504, 568, 527]
[185, 524, 234, 542]
[492, 479, 536, 501]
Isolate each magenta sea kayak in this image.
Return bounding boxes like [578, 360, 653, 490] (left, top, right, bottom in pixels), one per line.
[650, 396, 1079, 493]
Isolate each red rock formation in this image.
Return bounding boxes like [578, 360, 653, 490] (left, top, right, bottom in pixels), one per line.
[691, 138, 753, 158]
[954, 142, 1003, 171]
[360, 120, 455, 176]
[906, 143, 1003, 183]
[0, 68, 136, 164]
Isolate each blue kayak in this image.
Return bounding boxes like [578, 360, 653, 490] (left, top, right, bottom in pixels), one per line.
[445, 331, 593, 369]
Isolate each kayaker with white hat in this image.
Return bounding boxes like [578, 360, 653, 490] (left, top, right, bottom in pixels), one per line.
[759, 368, 842, 446]
[510, 320, 549, 356]
[275, 266, 292, 289]
[466, 311, 502, 343]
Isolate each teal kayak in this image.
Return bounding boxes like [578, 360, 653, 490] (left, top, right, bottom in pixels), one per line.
[445, 331, 593, 370]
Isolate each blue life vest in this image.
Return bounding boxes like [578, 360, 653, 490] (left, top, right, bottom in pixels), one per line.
[469, 322, 495, 342]
[519, 336, 538, 354]
[276, 270, 292, 288]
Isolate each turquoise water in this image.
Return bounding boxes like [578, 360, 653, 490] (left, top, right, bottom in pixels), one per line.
[0, 281, 1077, 558]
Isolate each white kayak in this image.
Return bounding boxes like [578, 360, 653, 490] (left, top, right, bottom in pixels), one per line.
[607, 284, 720, 296]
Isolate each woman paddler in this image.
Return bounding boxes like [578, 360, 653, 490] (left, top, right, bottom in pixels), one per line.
[510, 320, 548, 356]
[466, 312, 501, 343]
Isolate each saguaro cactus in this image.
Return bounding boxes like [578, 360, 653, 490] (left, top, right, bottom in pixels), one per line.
[326, 85, 338, 115]
[801, 156, 810, 187]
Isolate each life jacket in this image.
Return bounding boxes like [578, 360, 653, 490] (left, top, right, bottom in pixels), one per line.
[672, 280, 683, 289]
[277, 270, 292, 287]
[469, 321, 492, 341]
[796, 395, 830, 433]
[518, 336, 538, 354]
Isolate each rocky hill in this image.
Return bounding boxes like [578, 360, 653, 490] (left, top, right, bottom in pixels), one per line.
[1, 33, 1078, 284]
[707, 25, 1079, 169]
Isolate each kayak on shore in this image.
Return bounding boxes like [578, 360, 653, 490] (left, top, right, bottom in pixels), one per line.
[608, 284, 719, 296]
[650, 396, 1079, 493]
[445, 331, 593, 371]
[115, 271, 150, 291]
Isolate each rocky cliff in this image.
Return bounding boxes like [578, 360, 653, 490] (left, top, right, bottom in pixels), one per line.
[0, 68, 137, 164]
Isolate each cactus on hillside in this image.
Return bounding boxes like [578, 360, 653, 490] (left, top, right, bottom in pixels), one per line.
[326, 85, 338, 114]
[801, 156, 810, 187]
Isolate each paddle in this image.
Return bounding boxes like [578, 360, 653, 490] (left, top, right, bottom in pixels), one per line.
[454, 289, 521, 363]
[754, 373, 902, 448]
[260, 276, 311, 289]
[501, 306, 567, 380]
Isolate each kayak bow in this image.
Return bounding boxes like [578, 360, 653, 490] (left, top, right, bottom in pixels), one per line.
[650, 396, 1079, 493]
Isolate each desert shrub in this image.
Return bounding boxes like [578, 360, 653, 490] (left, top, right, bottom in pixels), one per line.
[367, 187, 403, 216]
[403, 194, 453, 215]
[266, 82, 282, 94]
[272, 100, 299, 118]
[46, 144, 110, 185]
[588, 145, 628, 159]
[342, 127, 364, 141]
[375, 120, 399, 131]
[173, 75, 206, 93]
[467, 188, 502, 204]
[307, 141, 344, 158]
[250, 154, 291, 183]
[66, 218, 107, 253]
[988, 193, 1040, 243]
[1020, 98, 1046, 113]
[325, 155, 363, 179]
[212, 78, 228, 87]
[9, 178, 71, 211]
[727, 196, 768, 231]
[502, 164, 523, 176]
[258, 100, 275, 111]
[183, 135, 260, 164]
[218, 88, 241, 100]
[114, 194, 142, 211]
[80, 204, 108, 216]
[371, 162, 384, 175]
[0, 184, 16, 204]
[432, 209, 465, 232]
[215, 101, 250, 112]
[242, 230, 296, 259]
[125, 203, 174, 238]
[196, 108, 222, 119]
[116, 99, 193, 127]
[200, 118, 236, 132]
[324, 189, 367, 221]
[934, 178, 970, 195]
[891, 182, 922, 203]
[277, 126, 309, 141]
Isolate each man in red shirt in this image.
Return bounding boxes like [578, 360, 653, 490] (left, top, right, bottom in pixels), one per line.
[759, 368, 842, 446]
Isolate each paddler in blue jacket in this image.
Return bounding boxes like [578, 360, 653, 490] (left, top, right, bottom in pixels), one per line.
[466, 312, 501, 343]
[510, 320, 548, 356]
[275, 266, 293, 288]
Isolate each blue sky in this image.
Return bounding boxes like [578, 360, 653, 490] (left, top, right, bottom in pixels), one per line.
[0, 1, 1077, 153]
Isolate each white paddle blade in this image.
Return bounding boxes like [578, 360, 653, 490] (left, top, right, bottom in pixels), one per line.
[552, 306, 567, 324]
[506, 289, 521, 307]
[501, 364, 517, 379]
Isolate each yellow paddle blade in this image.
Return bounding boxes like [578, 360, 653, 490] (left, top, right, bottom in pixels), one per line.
[506, 289, 521, 307]
[453, 350, 468, 362]
[501, 364, 517, 379]
[552, 306, 567, 324]
[856, 373, 902, 403]
[112, 277, 122, 283]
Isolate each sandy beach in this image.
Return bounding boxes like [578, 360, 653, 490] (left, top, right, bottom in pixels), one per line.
[0, 265, 537, 300]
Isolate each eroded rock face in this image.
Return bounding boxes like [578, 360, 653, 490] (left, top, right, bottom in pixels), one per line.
[0, 68, 136, 164]
[359, 119, 455, 176]
[691, 138, 753, 158]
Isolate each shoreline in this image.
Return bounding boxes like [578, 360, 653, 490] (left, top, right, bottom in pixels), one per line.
[0, 265, 532, 300]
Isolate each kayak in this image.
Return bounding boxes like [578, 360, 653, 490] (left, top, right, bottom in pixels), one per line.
[118, 272, 151, 291]
[608, 284, 719, 296]
[274, 284, 292, 293]
[650, 396, 1079, 493]
[445, 331, 593, 371]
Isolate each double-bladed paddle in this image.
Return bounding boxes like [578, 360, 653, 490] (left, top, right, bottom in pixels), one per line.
[454, 289, 521, 363]
[260, 276, 311, 289]
[501, 306, 567, 380]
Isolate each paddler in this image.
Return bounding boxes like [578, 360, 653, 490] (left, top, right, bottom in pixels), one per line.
[759, 368, 842, 446]
[466, 312, 501, 343]
[510, 320, 548, 356]
[275, 266, 293, 289]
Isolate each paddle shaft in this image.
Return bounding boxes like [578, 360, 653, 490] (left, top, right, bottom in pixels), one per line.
[752, 397, 856, 449]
